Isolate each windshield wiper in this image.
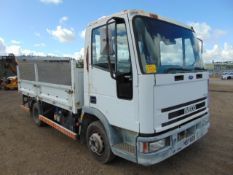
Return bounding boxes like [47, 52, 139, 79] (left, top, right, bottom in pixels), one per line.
[193, 67, 207, 71]
[165, 67, 191, 73]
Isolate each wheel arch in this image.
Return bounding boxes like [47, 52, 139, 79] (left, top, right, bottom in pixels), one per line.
[81, 106, 120, 146]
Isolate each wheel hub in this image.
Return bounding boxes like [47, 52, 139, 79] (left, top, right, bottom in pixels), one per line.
[89, 133, 104, 155]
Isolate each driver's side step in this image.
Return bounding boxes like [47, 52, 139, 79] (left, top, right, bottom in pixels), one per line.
[113, 143, 136, 155]
[39, 115, 77, 140]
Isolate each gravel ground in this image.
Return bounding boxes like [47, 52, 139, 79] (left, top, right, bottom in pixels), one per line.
[0, 79, 232, 175]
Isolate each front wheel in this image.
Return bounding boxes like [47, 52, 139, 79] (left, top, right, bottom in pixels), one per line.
[86, 121, 115, 163]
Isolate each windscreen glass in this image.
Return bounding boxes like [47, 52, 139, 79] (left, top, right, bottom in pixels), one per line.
[133, 16, 204, 74]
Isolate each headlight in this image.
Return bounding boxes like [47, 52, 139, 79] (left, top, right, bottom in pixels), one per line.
[139, 137, 170, 153]
[149, 140, 166, 152]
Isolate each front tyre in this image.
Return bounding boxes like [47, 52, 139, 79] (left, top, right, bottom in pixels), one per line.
[86, 121, 115, 163]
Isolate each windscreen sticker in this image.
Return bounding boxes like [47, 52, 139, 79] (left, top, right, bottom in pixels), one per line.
[146, 64, 157, 73]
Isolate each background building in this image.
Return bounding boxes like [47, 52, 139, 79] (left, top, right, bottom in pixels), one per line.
[205, 61, 233, 77]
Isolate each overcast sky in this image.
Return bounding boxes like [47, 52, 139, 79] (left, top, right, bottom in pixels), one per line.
[0, 0, 232, 62]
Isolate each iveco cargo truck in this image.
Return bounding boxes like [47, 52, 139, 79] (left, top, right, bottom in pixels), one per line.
[18, 10, 210, 166]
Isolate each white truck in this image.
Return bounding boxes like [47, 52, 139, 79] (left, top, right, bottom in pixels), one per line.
[18, 10, 210, 166]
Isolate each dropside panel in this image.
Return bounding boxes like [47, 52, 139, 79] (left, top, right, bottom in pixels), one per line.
[17, 57, 83, 113]
[19, 80, 37, 97]
[38, 82, 73, 111]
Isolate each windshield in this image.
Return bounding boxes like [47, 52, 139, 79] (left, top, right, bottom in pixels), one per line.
[133, 16, 204, 74]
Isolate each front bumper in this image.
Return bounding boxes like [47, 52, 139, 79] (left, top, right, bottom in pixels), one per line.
[137, 114, 210, 166]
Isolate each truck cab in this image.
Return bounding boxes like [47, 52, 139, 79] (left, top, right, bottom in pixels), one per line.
[83, 10, 209, 165]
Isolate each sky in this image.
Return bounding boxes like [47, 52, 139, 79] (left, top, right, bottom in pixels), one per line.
[0, 0, 233, 62]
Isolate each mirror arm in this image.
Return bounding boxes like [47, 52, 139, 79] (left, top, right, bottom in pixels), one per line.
[114, 22, 117, 76]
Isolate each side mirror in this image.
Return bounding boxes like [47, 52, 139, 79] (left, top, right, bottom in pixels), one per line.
[197, 38, 203, 54]
[106, 17, 124, 80]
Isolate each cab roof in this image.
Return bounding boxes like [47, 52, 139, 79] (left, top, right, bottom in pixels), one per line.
[88, 10, 193, 31]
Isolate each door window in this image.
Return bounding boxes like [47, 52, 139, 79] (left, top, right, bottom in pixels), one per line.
[92, 23, 115, 71]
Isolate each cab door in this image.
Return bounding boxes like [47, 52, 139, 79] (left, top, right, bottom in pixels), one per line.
[88, 17, 139, 132]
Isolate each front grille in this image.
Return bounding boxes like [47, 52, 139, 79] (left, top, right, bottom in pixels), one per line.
[169, 101, 206, 119]
[162, 110, 207, 127]
[161, 97, 207, 112]
[161, 97, 207, 127]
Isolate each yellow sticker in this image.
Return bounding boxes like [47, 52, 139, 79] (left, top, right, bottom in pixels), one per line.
[146, 64, 157, 73]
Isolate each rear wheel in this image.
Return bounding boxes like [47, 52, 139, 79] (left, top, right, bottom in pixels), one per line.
[227, 76, 231, 80]
[86, 121, 115, 163]
[32, 103, 45, 127]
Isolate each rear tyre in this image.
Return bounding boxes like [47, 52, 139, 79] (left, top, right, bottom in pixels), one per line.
[86, 121, 115, 163]
[227, 77, 231, 80]
[32, 103, 45, 127]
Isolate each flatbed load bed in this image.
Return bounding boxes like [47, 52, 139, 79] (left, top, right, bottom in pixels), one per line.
[17, 56, 84, 114]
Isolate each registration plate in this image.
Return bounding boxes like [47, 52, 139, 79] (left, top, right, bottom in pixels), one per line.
[175, 134, 196, 152]
[184, 134, 195, 145]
